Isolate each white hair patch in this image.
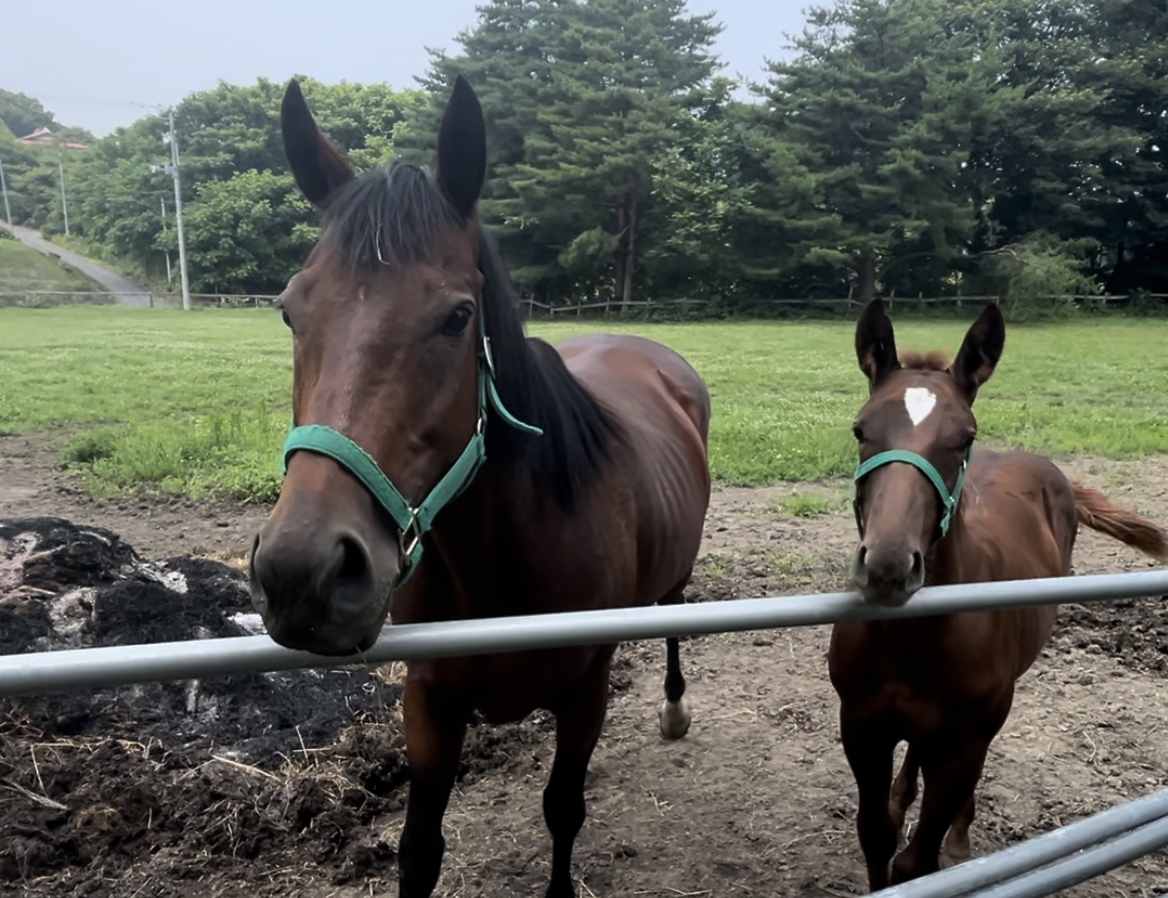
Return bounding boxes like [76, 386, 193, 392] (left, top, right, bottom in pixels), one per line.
[904, 387, 937, 426]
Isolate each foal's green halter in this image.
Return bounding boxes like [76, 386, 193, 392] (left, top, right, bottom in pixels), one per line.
[853, 446, 973, 541]
[281, 307, 542, 586]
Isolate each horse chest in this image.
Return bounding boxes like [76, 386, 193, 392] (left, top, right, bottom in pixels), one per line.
[454, 646, 608, 724]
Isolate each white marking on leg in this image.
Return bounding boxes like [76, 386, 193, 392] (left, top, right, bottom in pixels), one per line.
[904, 387, 937, 426]
[659, 697, 691, 740]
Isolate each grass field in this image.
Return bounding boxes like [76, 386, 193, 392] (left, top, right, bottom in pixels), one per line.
[1, 306, 1167, 503]
[0, 239, 103, 301]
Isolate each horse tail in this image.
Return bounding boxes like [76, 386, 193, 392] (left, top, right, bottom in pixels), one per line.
[1072, 483, 1168, 562]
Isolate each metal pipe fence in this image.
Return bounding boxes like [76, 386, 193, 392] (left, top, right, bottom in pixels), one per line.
[870, 787, 1168, 898]
[3, 568, 1166, 896]
[972, 814, 1168, 898]
[1, 570, 1166, 697]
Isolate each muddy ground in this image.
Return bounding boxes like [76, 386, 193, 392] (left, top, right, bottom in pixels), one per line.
[2, 430, 1168, 897]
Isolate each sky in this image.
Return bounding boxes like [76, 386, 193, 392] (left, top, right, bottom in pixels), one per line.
[3, 0, 811, 137]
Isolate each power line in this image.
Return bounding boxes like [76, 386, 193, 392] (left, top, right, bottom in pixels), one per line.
[11, 93, 168, 111]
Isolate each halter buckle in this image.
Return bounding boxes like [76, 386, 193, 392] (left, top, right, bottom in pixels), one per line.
[399, 512, 422, 561]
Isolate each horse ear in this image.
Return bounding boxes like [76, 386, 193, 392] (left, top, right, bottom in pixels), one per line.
[951, 302, 1005, 404]
[281, 79, 355, 209]
[436, 76, 486, 219]
[855, 298, 900, 390]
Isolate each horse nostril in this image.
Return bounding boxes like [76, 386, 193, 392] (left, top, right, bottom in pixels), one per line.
[911, 550, 923, 578]
[857, 545, 868, 567]
[335, 536, 369, 589]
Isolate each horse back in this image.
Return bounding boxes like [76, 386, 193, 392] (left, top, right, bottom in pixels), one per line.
[953, 449, 1078, 582]
[555, 333, 712, 595]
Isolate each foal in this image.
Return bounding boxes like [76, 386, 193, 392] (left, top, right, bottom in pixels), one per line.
[830, 298, 1168, 890]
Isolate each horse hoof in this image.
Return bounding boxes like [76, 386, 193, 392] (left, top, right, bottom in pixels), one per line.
[659, 697, 691, 740]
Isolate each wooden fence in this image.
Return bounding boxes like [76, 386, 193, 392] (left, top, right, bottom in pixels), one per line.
[4, 291, 1167, 317]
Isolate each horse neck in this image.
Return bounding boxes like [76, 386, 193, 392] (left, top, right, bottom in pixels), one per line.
[924, 512, 970, 587]
[394, 453, 569, 623]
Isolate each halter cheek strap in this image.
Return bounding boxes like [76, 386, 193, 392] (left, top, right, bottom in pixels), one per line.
[852, 446, 972, 541]
[280, 309, 541, 586]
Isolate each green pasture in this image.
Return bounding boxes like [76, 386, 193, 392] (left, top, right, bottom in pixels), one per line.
[1, 306, 1166, 503]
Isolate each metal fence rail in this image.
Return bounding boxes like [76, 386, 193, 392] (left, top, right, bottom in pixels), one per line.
[870, 787, 1168, 898]
[3, 569, 1167, 896]
[973, 813, 1168, 897]
[1, 570, 1166, 697]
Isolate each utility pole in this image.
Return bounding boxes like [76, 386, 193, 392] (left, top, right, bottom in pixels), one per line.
[160, 197, 173, 284]
[57, 154, 70, 236]
[0, 148, 11, 225]
[166, 107, 191, 311]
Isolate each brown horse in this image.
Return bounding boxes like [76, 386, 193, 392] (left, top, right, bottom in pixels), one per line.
[831, 298, 1168, 891]
[248, 77, 711, 897]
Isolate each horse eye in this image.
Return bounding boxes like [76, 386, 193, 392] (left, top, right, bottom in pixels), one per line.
[853, 426, 865, 443]
[442, 305, 473, 337]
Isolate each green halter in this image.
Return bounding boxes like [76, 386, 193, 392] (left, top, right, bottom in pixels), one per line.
[852, 446, 973, 541]
[281, 308, 542, 586]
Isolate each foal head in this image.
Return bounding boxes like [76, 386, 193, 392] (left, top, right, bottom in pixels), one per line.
[850, 299, 1005, 606]
[249, 77, 496, 655]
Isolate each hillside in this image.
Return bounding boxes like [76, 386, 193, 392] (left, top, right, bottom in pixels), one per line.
[0, 233, 107, 306]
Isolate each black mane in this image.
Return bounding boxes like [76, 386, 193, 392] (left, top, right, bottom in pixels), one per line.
[319, 161, 622, 510]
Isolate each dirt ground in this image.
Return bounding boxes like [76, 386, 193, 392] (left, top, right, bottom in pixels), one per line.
[2, 430, 1168, 898]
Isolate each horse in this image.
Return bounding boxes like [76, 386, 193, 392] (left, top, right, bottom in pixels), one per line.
[248, 76, 712, 898]
[830, 298, 1168, 890]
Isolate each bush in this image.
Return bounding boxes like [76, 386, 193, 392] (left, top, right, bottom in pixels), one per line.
[983, 232, 1101, 322]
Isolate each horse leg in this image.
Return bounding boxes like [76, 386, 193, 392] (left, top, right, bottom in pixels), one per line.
[659, 584, 691, 740]
[889, 743, 920, 845]
[659, 636, 691, 739]
[840, 709, 898, 892]
[398, 675, 468, 898]
[544, 650, 612, 898]
[891, 738, 990, 885]
[942, 793, 977, 867]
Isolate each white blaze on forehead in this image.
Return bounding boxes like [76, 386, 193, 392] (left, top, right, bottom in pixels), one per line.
[904, 387, 937, 426]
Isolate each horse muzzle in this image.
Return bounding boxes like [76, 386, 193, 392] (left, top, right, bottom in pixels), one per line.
[852, 543, 925, 608]
[249, 515, 397, 656]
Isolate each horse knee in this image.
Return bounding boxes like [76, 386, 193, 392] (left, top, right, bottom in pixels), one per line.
[543, 778, 586, 839]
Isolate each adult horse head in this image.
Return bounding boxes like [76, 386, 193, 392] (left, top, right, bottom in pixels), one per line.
[250, 76, 712, 898]
[849, 298, 1003, 606]
[249, 77, 504, 654]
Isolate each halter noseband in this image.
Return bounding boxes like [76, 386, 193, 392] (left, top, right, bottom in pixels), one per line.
[852, 446, 973, 542]
[280, 305, 541, 587]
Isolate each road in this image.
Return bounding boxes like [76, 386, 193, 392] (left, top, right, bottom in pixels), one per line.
[8, 224, 154, 307]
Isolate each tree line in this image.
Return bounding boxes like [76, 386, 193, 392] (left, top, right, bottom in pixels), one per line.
[1, 0, 1165, 316]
